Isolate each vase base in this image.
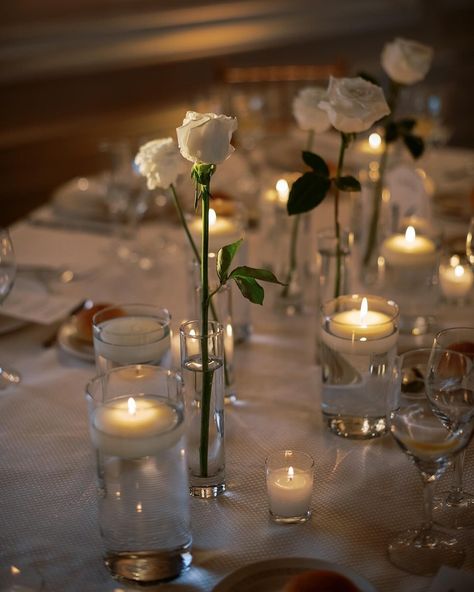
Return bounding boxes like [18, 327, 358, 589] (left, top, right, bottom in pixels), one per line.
[105, 545, 192, 585]
[323, 412, 387, 439]
[270, 510, 312, 524]
[189, 483, 226, 498]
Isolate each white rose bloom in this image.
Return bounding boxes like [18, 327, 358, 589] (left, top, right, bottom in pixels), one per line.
[319, 76, 390, 134]
[134, 138, 187, 189]
[381, 38, 433, 85]
[293, 86, 331, 133]
[176, 111, 238, 164]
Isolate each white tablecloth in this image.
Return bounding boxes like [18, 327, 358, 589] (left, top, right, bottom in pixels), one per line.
[1, 215, 473, 592]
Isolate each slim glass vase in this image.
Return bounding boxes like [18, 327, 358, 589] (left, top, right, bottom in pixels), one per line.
[316, 228, 352, 307]
[180, 320, 225, 498]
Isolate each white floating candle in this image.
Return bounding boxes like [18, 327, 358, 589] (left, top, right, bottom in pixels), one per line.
[91, 396, 184, 458]
[439, 255, 473, 300]
[266, 465, 313, 518]
[94, 315, 170, 365]
[381, 226, 436, 267]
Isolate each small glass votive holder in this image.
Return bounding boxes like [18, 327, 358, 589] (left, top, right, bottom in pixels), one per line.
[0, 565, 43, 591]
[439, 253, 473, 305]
[93, 304, 171, 374]
[265, 450, 314, 524]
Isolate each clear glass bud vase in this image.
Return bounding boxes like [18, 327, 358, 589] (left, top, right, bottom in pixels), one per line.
[316, 228, 352, 308]
[179, 320, 225, 498]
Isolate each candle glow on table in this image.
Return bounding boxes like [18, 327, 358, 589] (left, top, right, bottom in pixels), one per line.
[265, 451, 313, 522]
[321, 296, 398, 355]
[439, 255, 473, 300]
[91, 395, 183, 458]
[381, 225, 437, 267]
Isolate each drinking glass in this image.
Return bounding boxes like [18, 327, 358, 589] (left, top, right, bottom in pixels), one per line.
[429, 327, 474, 528]
[386, 349, 472, 576]
[0, 229, 21, 387]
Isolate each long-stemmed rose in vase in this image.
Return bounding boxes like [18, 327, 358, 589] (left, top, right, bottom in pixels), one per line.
[362, 38, 433, 268]
[176, 112, 283, 496]
[288, 77, 390, 298]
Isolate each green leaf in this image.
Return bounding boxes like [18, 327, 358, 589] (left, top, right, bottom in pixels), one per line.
[287, 172, 330, 216]
[233, 276, 264, 305]
[335, 176, 361, 192]
[385, 122, 399, 143]
[403, 134, 424, 159]
[229, 265, 285, 285]
[302, 151, 330, 177]
[217, 239, 243, 283]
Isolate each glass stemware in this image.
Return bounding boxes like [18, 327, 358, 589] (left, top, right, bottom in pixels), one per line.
[386, 348, 472, 576]
[0, 228, 21, 387]
[429, 327, 474, 529]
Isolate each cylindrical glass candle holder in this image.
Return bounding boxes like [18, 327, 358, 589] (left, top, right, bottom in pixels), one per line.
[92, 304, 171, 373]
[319, 294, 399, 439]
[180, 320, 226, 498]
[86, 365, 192, 585]
[439, 253, 473, 305]
[265, 450, 314, 524]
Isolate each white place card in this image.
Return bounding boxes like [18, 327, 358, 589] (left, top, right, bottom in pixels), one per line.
[428, 566, 474, 592]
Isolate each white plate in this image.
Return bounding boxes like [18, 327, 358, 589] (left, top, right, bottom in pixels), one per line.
[212, 557, 377, 592]
[57, 319, 94, 362]
[0, 314, 28, 336]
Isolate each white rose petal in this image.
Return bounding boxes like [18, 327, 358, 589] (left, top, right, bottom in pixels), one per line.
[134, 138, 187, 190]
[319, 76, 390, 134]
[176, 111, 238, 164]
[293, 86, 331, 133]
[381, 38, 433, 85]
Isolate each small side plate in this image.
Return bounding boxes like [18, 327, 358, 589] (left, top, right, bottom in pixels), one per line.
[57, 319, 94, 362]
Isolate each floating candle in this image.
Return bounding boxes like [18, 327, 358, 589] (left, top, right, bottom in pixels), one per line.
[439, 255, 473, 300]
[381, 226, 437, 267]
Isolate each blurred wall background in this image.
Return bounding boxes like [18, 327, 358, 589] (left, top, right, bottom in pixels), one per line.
[1, 0, 472, 225]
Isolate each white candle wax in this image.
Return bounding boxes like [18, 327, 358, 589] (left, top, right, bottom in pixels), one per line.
[91, 396, 184, 458]
[94, 316, 170, 364]
[267, 466, 313, 517]
[189, 208, 241, 253]
[439, 261, 473, 299]
[381, 226, 436, 267]
[321, 297, 397, 355]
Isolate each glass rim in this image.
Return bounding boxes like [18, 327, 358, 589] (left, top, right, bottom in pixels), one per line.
[92, 303, 171, 333]
[86, 364, 180, 399]
[265, 449, 314, 468]
[321, 293, 399, 322]
[179, 319, 223, 338]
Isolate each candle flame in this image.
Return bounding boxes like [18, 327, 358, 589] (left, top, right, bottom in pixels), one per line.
[208, 208, 217, 226]
[450, 255, 460, 267]
[454, 265, 465, 278]
[276, 179, 289, 202]
[10, 566, 20, 575]
[405, 226, 416, 243]
[368, 132, 382, 150]
[128, 397, 137, 416]
[359, 297, 368, 325]
[287, 466, 294, 480]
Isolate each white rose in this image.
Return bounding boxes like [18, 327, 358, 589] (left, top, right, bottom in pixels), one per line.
[381, 38, 433, 85]
[319, 76, 390, 134]
[134, 138, 187, 189]
[176, 111, 238, 164]
[292, 86, 331, 133]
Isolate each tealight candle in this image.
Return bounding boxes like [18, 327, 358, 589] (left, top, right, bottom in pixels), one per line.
[381, 225, 437, 267]
[91, 395, 184, 458]
[321, 296, 398, 355]
[439, 255, 473, 301]
[189, 207, 241, 253]
[265, 450, 314, 523]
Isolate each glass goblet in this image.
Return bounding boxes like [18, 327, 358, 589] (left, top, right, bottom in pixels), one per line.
[429, 327, 474, 529]
[0, 228, 21, 387]
[387, 348, 472, 576]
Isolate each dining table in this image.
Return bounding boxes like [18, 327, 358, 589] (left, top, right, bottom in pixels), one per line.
[1, 139, 474, 592]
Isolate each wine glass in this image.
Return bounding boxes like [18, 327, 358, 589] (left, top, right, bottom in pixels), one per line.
[386, 348, 472, 576]
[429, 327, 474, 529]
[0, 228, 21, 387]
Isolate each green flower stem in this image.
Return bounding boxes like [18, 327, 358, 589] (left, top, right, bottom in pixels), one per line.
[170, 183, 230, 389]
[334, 133, 349, 298]
[362, 81, 400, 267]
[200, 184, 212, 478]
[282, 129, 314, 298]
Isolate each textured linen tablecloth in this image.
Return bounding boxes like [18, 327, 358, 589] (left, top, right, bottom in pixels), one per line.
[0, 220, 473, 592]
